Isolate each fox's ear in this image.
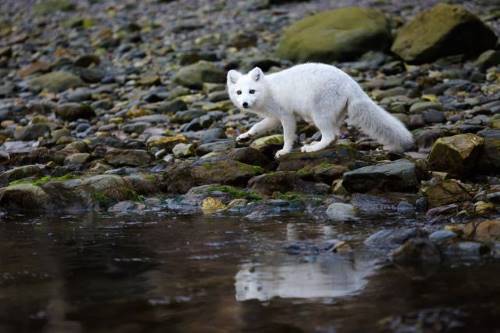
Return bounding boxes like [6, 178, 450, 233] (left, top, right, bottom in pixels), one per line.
[249, 67, 263, 82]
[227, 70, 242, 84]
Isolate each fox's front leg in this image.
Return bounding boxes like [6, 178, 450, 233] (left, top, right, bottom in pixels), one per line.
[275, 115, 297, 158]
[237, 117, 280, 141]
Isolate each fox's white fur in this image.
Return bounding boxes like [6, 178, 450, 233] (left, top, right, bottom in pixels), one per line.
[227, 63, 414, 158]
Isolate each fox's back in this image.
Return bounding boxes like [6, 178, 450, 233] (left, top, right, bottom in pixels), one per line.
[266, 63, 360, 113]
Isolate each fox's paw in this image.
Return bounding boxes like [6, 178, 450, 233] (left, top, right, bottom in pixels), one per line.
[236, 132, 253, 142]
[275, 148, 291, 159]
[300, 144, 318, 153]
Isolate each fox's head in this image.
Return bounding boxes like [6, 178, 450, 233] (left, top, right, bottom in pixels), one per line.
[227, 67, 268, 111]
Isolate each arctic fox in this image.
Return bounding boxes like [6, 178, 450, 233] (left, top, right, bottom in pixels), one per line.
[227, 63, 414, 158]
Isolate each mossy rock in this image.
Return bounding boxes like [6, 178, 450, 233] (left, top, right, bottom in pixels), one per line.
[34, 0, 75, 15]
[173, 61, 225, 89]
[0, 183, 49, 211]
[276, 7, 391, 62]
[428, 133, 484, 178]
[477, 129, 500, 174]
[391, 4, 497, 64]
[278, 145, 358, 171]
[191, 158, 264, 186]
[29, 71, 84, 93]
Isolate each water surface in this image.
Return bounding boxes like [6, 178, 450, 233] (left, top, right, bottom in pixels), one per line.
[1, 214, 500, 332]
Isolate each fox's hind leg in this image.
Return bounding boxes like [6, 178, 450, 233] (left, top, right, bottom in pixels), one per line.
[300, 105, 346, 153]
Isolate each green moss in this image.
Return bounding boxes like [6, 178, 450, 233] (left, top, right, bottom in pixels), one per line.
[9, 174, 76, 187]
[272, 192, 305, 202]
[206, 185, 262, 201]
[91, 191, 112, 206]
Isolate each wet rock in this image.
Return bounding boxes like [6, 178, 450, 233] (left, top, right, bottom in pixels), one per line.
[429, 230, 458, 245]
[391, 4, 497, 63]
[108, 200, 145, 213]
[173, 61, 225, 89]
[227, 147, 271, 168]
[29, 71, 84, 93]
[365, 228, 426, 250]
[196, 139, 235, 155]
[104, 149, 152, 167]
[351, 193, 412, 217]
[297, 162, 347, 183]
[343, 159, 418, 192]
[277, 7, 391, 62]
[444, 241, 490, 259]
[56, 103, 95, 121]
[161, 161, 197, 194]
[391, 238, 441, 264]
[428, 133, 484, 177]
[248, 171, 326, 196]
[64, 153, 90, 166]
[326, 202, 357, 222]
[421, 178, 472, 208]
[0, 183, 49, 211]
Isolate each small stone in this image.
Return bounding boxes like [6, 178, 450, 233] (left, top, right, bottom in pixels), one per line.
[29, 71, 84, 93]
[105, 149, 152, 167]
[201, 197, 227, 214]
[56, 103, 95, 121]
[173, 61, 225, 89]
[326, 202, 358, 222]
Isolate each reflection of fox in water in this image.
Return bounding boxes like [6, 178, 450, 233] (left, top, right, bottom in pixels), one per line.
[235, 225, 375, 301]
[227, 63, 414, 159]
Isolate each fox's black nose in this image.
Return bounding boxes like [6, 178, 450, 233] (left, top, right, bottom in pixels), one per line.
[242, 102, 249, 109]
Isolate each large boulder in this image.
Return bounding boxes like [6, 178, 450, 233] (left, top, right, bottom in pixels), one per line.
[391, 4, 497, 64]
[428, 133, 484, 177]
[276, 7, 391, 62]
[173, 61, 225, 89]
[342, 159, 418, 192]
[248, 171, 326, 196]
[191, 158, 264, 186]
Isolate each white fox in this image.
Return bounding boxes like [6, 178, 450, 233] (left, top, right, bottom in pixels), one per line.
[227, 63, 414, 158]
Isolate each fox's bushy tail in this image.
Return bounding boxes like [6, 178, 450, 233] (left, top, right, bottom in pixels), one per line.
[347, 92, 414, 153]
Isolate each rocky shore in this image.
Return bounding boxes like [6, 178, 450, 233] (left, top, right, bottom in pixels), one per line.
[0, 0, 499, 264]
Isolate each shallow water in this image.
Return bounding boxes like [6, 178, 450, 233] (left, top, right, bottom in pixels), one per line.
[1, 214, 500, 333]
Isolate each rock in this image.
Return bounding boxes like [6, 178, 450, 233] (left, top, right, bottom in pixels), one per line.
[391, 4, 497, 64]
[172, 143, 195, 158]
[56, 103, 95, 121]
[123, 174, 160, 195]
[34, 0, 75, 15]
[0, 165, 44, 186]
[276, 7, 391, 62]
[201, 197, 227, 214]
[248, 171, 326, 196]
[161, 161, 197, 194]
[196, 139, 235, 155]
[391, 238, 441, 264]
[428, 133, 484, 177]
[249, 134, 284, 154]
[191, 158, 264, 186]
[173, 61, 225, 89]
[147, 135, 188, 152]
[326, 202, 357, 222]
[78, 174, 136, 207]
[429, 230, 458, 245]
[64, 153, 90, 166]
[421, 179, 472, 208]
[228, 31, 258, 49]
[477, 129, 500, 173]
[342, 159, 418, 192]
[278, 146, 358, 171]
[0, 183, 49, 211]
[14, 124, 51, 141]
[365, 227, 425, 250]
[444, 241, 490, 259]
[29, 71, 84, 93]
[474, 220, 500, 242]
[105, 149, 151, 167]
[297, 162, 347, 183]
[474, 50, 500, 70]
[227, 147, 271, 168]
[474, 201, 496, 216]
[409, 101, 443, 113]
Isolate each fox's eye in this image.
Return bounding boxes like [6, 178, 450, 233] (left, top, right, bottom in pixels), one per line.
[236, 90, 242, 95]
[249, 89, 255, 94]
